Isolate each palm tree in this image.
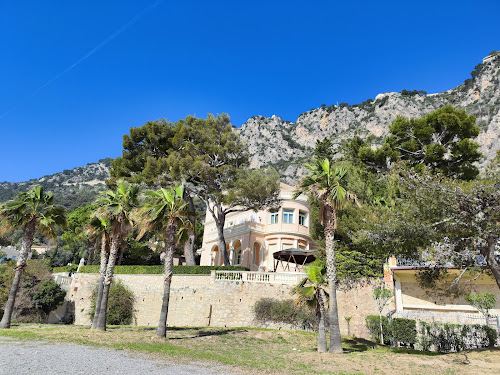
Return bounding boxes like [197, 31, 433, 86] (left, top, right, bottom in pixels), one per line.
[292, 260, 329, 353]
[85, 216, 110, 329]
[0, 186, 65, 329]
[94, 180, 140, 331]
[296, 159, 360, 354]
[137, 185, 190, 338]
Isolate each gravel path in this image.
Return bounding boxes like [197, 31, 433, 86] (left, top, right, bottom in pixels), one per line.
[0, 337, 237, 375]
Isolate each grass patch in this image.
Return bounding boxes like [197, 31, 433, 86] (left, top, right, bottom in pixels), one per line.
[0, 325, 499, 375]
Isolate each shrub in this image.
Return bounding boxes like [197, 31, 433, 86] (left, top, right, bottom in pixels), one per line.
[32, 280, 66, 315]
[365, 315, 391, 344]
[89, 280, 135, 325]
[78, 265, 249, 275]
[253, 298, 318, 331]
[418, 321, 497, 352]
[0, 259, 53, 322]
[392, 318, 417, 346]
[52, 264, 78, 274]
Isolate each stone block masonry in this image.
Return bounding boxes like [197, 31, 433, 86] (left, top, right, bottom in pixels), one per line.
[71, 272, 383, 338]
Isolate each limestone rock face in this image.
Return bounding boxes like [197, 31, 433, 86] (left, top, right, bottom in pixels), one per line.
[238, 52, 500, 183]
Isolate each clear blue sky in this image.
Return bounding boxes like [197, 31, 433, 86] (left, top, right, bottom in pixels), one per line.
[1, 0, 499, 182]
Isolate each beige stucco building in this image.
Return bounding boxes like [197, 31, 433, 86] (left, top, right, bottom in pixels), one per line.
[199, 183, 316, 271]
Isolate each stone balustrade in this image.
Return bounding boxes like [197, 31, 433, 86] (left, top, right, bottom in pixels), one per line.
[213, 270, 305, 285]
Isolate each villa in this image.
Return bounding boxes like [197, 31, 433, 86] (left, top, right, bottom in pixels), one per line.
[199, 183, 316, 271]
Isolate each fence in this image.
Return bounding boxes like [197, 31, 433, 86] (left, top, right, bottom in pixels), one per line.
[396, 309, 500, 331]
[214, 270, 305, 285]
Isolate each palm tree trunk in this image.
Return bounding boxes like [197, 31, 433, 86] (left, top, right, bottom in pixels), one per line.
[88, 240, 98, 266]
[0, 219, 36, 329]
[317, 289, 328, 353]
[324, 203, 343, 354]
[156, 221, 176, 338]
[96, 229, 121, 331]
[117, 244, 125, 266]
[92, 232, 108, 329]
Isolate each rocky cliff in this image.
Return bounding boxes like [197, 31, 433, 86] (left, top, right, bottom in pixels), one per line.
[2, 52, 499, 207]
[239, 51, 500, 183]
[0, 159, 111, 210]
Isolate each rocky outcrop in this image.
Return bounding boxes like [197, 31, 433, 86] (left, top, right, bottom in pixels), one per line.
[239, 52, 500, 183]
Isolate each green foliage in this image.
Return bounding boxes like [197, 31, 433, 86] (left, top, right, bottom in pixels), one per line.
[78, 265, 249, 274]
[392, 318, 417, 345]
[89, 280, 135, 325]
[465, 292, 497, 318]
[253, 298, 318, 331]
[365, 315, 390, 344]
[50, 247, 75, 267]
[0, 259, 53, 322]
[32, 279, 66, 315]
[345, 106, 482, 180]
[0, 185, 66, 239]
[400, 89, 427, 97]
[419, 321, 496, 352]
[372, 287, 393, 313]
[52, 264, 78, 274]
[59, 204, 94, 261]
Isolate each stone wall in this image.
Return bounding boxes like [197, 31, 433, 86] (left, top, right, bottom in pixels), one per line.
[70, 272, 383, 338]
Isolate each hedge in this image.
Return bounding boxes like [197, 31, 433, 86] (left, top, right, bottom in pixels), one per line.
[419, 321, 497, 352]
[392, 318, 417, 346]
[366, 315, 497, 352]
[78, 265, 250, 275]
[52, 264, 78, 274]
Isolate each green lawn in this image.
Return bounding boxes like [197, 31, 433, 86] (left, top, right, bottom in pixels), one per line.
[0, 325, 498, 375]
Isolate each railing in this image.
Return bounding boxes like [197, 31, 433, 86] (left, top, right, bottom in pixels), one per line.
[53, 275, 73, 286]
[396, 309, 500, 330]
[395, 253, 487, 268]
[214, 271, 305, 285]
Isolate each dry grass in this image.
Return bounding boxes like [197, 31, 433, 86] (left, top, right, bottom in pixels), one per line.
[1, 324, 499, 375]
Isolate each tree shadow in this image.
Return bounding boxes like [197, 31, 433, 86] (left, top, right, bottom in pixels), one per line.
[342, 337, 376, 353]
[167, 328, 248, 340]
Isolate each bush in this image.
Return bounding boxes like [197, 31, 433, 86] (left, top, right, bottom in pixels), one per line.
[78, 265, 249, 274]
[392, 318, 417, 346]
[52, 264, 78, 274]
[419, 321, 497, 352]
[32, 280, 66, 315]
[365, 315, 391, 344]
[89, 280, 135, 325]
[0, 259, 53, 322]
[253, 298, 318, 331]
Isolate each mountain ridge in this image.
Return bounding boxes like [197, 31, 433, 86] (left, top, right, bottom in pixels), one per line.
[1, 51, 499, 207]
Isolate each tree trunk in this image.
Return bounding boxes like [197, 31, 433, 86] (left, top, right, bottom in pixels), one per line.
[117, 244, 125, 266]
[96, 225, 122, 331]
[0, 219, 36, 329]
[323, 203, 343, 354]
[92, 232, 109, 329]
[215, 211, 230, 266]
[379, 312, 384, 345]
[484, 236, 500, 289]
[317, 289, 328, 353]
[156, 221, 176, 338]
[183, 193, 196, 266]
[88, 240, 98, 266]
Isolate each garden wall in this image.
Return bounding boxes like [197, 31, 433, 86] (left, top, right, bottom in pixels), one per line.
[69, 272, 384, 338]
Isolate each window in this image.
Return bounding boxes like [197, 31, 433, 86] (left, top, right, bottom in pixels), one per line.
[283, 209, 294, 224]
[270, 210, 278, 224]
[299, 211, 307, 226]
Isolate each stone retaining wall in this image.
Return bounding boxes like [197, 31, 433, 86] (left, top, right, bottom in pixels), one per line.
[70, 272, 383, 338]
